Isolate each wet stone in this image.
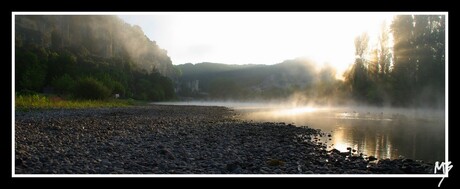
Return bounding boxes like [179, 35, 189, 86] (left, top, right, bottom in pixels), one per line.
[14, 105, 434, 174]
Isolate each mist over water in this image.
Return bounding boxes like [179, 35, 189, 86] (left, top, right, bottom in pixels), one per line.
[155, 101, 445, 163]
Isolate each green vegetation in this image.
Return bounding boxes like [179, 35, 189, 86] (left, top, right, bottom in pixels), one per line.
[15, 15, 444, 109]
[15, 94, 139, 110]
[15, 15, 176, 104]
[344, 15, 445, 108]
[73, 77, 111, 100]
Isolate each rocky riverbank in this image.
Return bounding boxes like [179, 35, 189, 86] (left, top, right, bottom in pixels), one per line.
[15, 105, 435, 174]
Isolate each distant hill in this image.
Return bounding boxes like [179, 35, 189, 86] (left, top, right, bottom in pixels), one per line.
[175, 58, 338, 101]
[178, 62, 264, 78]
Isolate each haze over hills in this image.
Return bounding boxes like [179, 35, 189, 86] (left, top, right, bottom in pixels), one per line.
[172, 15, 446, 108]
[14, 15, 445, 108]
[175, 58, 343, 104]
[16, 15, 176, 77]
[15, 15, 176, 101]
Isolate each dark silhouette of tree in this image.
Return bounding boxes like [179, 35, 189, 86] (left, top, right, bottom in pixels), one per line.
[16, 48, 47, 92]
[342, 15, 445, 108]
[345, 32, 371, 102]
[391, 15, 445, 107]
[391, 15, 416, 106]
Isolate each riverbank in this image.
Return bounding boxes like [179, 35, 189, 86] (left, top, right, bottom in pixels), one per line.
[15, 105, 434, 174]
[15, 94, 146, 110]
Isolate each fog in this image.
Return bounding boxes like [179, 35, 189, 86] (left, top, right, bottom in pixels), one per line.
[15, 15, 176, 77]
[155, 100, 445, 162]
[155, 101, 444, 120]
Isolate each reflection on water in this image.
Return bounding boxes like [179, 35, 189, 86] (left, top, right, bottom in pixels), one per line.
[238, 106, 445, 163]
[154, 102, 445, 163]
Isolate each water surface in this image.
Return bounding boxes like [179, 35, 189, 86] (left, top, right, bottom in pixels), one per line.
[155, 102, 445, 162]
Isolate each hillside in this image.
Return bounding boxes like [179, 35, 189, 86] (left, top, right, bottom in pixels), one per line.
[16, 15, 176, 77]
[175, 58, 341, 102]
[15, 15, 176, 101]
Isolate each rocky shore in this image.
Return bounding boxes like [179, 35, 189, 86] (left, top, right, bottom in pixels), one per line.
[15, 105, 434, 174]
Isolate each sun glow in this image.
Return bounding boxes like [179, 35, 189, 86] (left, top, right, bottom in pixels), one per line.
[277, 107, 317, 116]
[120, 12, 396, 79]
[329, 126, 352, 152]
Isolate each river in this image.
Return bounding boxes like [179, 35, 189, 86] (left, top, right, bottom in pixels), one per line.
[155, 102, 446, 163]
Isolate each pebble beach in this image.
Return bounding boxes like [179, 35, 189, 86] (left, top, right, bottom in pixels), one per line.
[14, 105, 434, 174]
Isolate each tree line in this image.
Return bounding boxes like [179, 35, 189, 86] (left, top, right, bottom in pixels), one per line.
[344, 15, 445, 108]
[15, 16, 175, 101]
[16, 45, 175, 101]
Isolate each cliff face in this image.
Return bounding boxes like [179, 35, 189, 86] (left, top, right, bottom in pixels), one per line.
[15, 15, 176, 78]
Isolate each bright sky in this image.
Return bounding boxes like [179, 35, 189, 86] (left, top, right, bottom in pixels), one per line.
[119, 12, 396, 78]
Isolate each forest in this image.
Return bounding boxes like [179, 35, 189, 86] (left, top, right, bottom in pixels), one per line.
[344, 15, 445, 108]
[15, 15, 176, 101]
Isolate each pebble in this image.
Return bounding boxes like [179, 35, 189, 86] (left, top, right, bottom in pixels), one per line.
[15, 105, 433, 174]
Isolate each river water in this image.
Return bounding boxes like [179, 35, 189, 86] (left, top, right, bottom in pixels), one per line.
[155, 102, 446, 163]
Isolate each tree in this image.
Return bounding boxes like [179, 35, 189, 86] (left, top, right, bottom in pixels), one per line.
[73, 77, 111, 100]
[391, 15, 445, 107]
[51, 74, 75, 94]
[368, 48, 379, 82]
[345, 32, 371, 102]
[355, 32, 370, 60]
[378, 21, 392, 77]
[16, 49, 47, 91]
[391, 15, 417, 106]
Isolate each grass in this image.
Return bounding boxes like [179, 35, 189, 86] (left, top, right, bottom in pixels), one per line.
[15, 94, 145, 110]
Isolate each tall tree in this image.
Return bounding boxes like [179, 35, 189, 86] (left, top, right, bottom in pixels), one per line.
[391, 15, 417, 106]
[391, 15, 445, 107]
[345, 32, 371, 101]
[378, 21, 392, 77]
[413, 15, 445, 107]
[368, 48, 379, 82]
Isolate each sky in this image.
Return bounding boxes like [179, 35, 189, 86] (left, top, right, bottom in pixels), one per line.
[119, 12, 396, 78]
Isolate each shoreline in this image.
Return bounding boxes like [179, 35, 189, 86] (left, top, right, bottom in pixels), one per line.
[15, 104, 435, 174]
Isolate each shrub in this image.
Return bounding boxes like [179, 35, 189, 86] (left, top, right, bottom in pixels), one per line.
[111, 81, 126, 97]
[73, 77, 111, 100]
[51, 74, 75, 94]
[16, 89, 38, 96]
